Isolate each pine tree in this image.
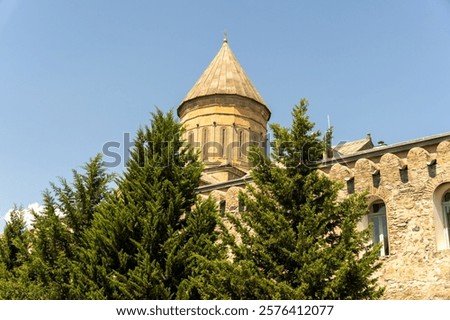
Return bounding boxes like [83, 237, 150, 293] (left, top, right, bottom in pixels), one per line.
[225, 99, 384, 299]
[77, 109, 226, 299]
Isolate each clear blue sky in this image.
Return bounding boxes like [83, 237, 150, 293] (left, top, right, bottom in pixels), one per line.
[1, 0, 450, 229]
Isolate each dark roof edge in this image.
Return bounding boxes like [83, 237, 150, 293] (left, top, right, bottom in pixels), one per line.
[197, 176, 253, 193]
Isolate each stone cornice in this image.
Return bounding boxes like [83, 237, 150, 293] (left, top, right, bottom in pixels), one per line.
[197, 176, 252, 193]
[320, 131, 450, 168]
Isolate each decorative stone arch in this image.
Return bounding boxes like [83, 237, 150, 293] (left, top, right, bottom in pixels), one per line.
[380, 152, 404, 168]
[425, 172, 450, 195]
[437, 140, 450, 153]
[379, 153, 404, 185]
[365, 194, 385, 210]
[329, 163, 342, 180]
[330, 163, 355, 196]
[210, 189, 226, 202]
[226, 186, 244, 211]
[354, 158, 378, 173]
[407, 146, 431, 162]
[437, 140, 450, 173]
[407, 147, 433, 184]
[354, 158, 379, 191]
[329, 163, 353, 182]
[366, 186, 391, 204]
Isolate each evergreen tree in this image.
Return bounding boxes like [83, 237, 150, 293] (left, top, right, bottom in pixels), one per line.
[0, 207, 28, 271]
[224, 99, 384, 299]
[0, 207, 31, 299]
[51, 154, 114, 239]
[0, 155, 114, 299]
[23, 191, 74, 298]
[26, 154, 113, 299]
[77, 109, 226, 299]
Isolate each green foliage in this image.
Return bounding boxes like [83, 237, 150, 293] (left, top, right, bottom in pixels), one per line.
[270, 99, 323, 174]
[227, 99, 384, 299]
[0, 207, 28, 271]
[0, 154, 114, 299]
[51, 154, 114, 237]
[0, 109, 225, 300]
[0, 207, 32, 299]
[0, 104, 383, 300]
[75, 109, 226, 299]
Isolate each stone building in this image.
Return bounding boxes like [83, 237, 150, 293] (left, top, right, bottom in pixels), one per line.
[322, 134, 450, 299]
[178, 38, 450, 299]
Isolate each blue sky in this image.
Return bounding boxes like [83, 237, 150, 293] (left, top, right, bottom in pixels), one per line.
[1, 0, 450, 229]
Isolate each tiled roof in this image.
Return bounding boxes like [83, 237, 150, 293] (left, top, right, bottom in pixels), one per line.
[334, 136, 374, 155]
[181, 39, 266, 106]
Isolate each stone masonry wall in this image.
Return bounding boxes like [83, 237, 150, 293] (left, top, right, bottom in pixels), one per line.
[200, 140, 450, 299]
[328, 140, 450, 299]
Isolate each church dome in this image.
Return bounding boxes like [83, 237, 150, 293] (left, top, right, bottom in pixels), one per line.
[178, 38, 269, 118]
[177, 38, 271, 178]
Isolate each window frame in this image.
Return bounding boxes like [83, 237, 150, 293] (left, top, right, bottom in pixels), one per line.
[368, 201, 390, 257]
[221, 127, 226, 158]
[202, 127, 208, 160]
[238, 130, 244, 158]
[442, 191, 450, 249]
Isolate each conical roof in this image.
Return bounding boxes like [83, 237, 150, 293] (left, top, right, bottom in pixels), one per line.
[180, 38, 266, 106]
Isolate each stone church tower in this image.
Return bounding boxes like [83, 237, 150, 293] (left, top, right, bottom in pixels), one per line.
[178, 37, 271, 184]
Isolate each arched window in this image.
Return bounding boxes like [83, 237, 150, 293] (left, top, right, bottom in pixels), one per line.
[442, 191, 450, 248]
[433, 184, 450, 250]
[369, 201, 390, 256]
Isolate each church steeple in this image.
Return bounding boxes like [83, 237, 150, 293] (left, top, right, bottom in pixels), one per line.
[179, 38, 268, 113]
[178, 38, 271, 183]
